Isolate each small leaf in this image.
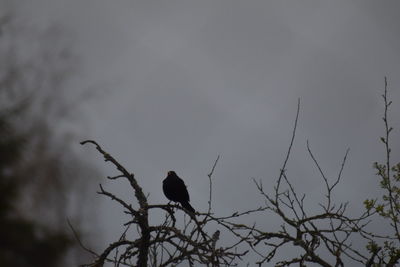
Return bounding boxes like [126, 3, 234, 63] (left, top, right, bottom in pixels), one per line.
[376, 205, 383, 212]
[364, 199, 375, 210]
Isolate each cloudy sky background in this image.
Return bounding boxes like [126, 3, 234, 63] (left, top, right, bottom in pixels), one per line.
[9, 0, 400, 264]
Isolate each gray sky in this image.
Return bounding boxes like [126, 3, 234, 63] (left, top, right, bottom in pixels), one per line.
[13, 0, 400, 265]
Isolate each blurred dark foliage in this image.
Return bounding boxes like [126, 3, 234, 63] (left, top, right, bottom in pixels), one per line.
[0, 7, 99, 267]
[0, 106, 72, 267]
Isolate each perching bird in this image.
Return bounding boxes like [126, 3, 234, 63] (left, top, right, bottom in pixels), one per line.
[163, 171, 195, 213]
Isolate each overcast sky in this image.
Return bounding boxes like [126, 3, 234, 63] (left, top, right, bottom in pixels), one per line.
[9, 0, 400, 265]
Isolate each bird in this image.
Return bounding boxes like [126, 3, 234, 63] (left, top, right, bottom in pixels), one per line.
[163, 171, 195, 213]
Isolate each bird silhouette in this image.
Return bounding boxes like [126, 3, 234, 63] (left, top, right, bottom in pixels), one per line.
[163, 171, 195, 213]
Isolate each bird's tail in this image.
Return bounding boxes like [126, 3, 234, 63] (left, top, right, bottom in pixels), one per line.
[181, 201, 195, 214]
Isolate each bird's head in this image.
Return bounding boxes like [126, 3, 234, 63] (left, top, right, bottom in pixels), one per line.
[167, 170, 176, 176]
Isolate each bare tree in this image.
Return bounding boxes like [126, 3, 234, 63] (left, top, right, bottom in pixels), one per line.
[80, 79, 399, 266]
[245, 79, 399, 266]
[247, 100, 372, 266]
[79, 140, 264, 267]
